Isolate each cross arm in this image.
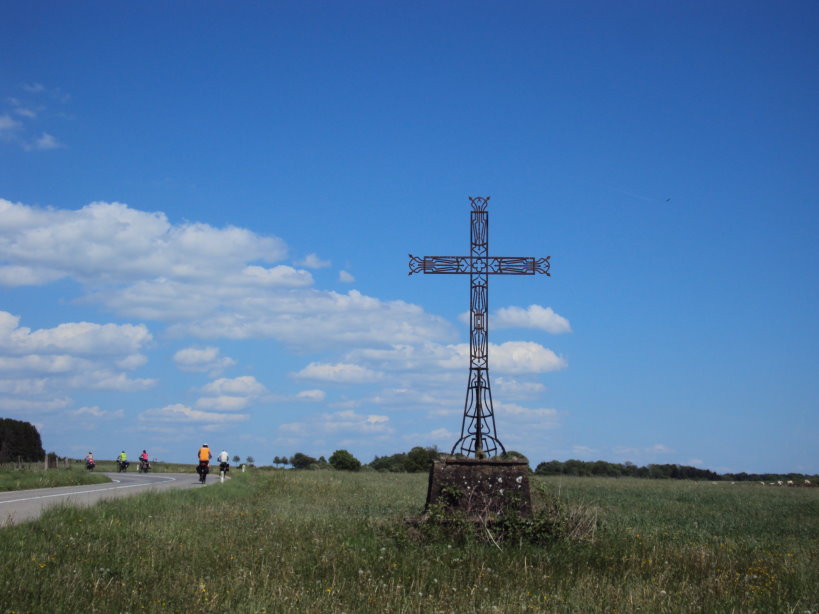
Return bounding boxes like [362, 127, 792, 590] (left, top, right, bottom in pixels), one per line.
[409, 255, 550, 275]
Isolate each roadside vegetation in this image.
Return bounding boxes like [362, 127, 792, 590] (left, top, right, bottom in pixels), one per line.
[0, 465, 110, 491]
[0, 460, 218, 492]
[0, 470, 816, 613]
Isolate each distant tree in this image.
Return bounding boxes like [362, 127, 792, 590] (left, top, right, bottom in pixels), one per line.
[246, 456, 255, 466]
[329, 449, 361, 472]
[273, 456, 287, 467]
[534, 460, 564, 475]
[289, 452, 317, 469]
[0, 418, 45, 463]
[591, 460, 621, 477]
[405, 446, 439, 473]
[369, 453, 407, 472]
[563, 459, 591, 477]
[232, 455, 241, 464]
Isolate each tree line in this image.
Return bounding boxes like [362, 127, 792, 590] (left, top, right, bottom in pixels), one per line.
[0, 418, 45, 463]
[2, 417, 811, 482]
[534, 459, 816, 482]
[277, 448, 816, 482]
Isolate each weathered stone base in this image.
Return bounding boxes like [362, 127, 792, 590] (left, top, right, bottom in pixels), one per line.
[425, 457, 531, 518]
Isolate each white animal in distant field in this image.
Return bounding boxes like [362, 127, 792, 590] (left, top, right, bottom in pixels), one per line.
[805, 479, 812, 485]
[760, 481, 765, 486]
[787, 480, 794, 486]
[777, 480, 784, 486]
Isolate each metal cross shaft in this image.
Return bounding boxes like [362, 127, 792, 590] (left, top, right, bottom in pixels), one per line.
[408, 196, 550, 458]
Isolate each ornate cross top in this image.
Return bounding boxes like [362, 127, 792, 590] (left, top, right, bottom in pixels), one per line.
[409, 196, 550, 458]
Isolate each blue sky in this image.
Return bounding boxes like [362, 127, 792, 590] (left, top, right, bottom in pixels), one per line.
[1, 1, 816, 472]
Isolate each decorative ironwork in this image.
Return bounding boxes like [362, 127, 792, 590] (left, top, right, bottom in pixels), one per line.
[409, 196, 551, 458]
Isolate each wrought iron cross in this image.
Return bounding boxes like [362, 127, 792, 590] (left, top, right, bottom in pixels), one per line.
[409, 196, 550, 458]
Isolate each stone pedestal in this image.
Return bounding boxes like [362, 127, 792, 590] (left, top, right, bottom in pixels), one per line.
[425, 457, 531, 518]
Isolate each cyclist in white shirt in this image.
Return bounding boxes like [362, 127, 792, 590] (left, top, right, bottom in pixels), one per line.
[217, 450, 230, 482]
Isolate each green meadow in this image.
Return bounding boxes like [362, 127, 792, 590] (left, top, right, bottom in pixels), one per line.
[0, 461, 208, 491]
[0, 470, 816, 613]
[0, 466, 110, 492]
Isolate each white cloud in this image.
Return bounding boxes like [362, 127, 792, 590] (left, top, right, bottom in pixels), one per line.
[0, 311, 152, 355]
[195, 375, 267, 412]
[495, 402, 559, 421]
[23, 132, 63, 151]
[280, 410, 394, 437]
[436, 341, 566, 374]
[0, 200, 288, 287]
[0, 397, 70, 412]
[461, 305, 572, 333]
[240, 265, 313, 287]
[339, 270, 355, 283]
[296, 389, 326, 401]
[167, 290, 452, 350]
[491, 341, 567, 373]
[0, 114, 22, 135]
[139, 403, 249, 424]
[292, 362, 384, 383]
[116, 354, 148, 370]
[0, 201, 453, 352]
[494, 305, 572, 333]
[295, 253, 331, 268]
[494, 377, 545, 398]
[0, 378, 49, 395]
[201, 375, 266, 397]
[428, 427, 455, 440]
[195, 396, 249, 411]
[13, 107, 37, 119]
[69, 405, 124, 419]
[173, 346, 236, 375]
[67, 370, 155, 391]
[0, 312, 155, 413]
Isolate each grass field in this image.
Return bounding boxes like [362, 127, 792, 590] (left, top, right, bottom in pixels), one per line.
[0, 466, 110, 492]
[0, 470, 816, 613]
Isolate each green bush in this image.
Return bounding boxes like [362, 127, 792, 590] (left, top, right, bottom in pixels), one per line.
[329, 449, 361, 471]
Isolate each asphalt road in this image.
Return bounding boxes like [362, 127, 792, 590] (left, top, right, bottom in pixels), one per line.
[0, 471, 215, 527]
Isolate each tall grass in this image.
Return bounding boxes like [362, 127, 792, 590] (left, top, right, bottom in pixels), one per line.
[0, 466, 109, 492]
[0, 471, 816, 613]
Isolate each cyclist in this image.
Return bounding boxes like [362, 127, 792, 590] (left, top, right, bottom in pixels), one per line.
[217, 449, 230, 482]
[117, 449, 128, 471]
[197, 444, 212, 483]
[139, 449, 150, 472]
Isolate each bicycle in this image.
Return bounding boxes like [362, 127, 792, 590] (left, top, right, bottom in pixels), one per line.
[197, 461, 209, 484]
